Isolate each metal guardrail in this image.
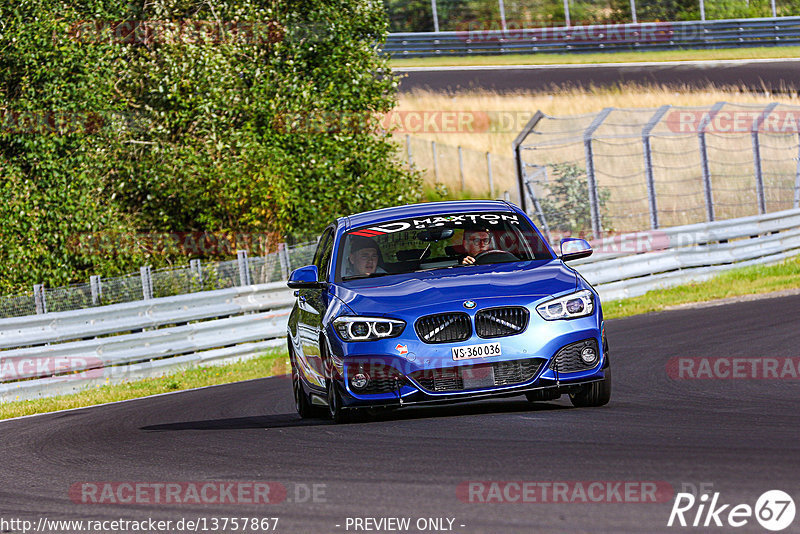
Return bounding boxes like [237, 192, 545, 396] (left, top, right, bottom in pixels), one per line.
[0, 282, 293, 402]
[385, 16, 800, 56]
[571, 208, 800, 301]
[2, 210, 798, 402]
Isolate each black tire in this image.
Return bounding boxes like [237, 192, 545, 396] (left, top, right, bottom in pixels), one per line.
[525, 389, 562, 402]
[290, 348, 323, 419]
[327, 378, 352, 424]
[569, 367, 612, 407]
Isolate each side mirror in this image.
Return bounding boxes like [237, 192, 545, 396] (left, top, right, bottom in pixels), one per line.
[559, 238, 593, 262]
[287, 265, 323, 289]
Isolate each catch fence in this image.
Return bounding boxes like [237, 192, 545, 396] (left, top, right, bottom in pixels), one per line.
[513, 102, 800, 242]
[0, 243, 316, 319]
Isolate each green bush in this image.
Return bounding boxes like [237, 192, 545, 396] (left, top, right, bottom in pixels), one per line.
[0, 0, 420, 294]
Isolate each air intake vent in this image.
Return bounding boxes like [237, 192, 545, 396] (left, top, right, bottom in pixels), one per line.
[414, 313, 471, 344]
[475, 307, 530, 338]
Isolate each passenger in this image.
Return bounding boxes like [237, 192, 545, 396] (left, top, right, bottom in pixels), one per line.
[346, 237, 385, 276]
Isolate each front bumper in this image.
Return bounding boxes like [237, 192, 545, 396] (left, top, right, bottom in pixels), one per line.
[327, 314, 608, 409]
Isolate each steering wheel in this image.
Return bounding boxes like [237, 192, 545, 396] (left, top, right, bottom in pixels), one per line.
[473, 249, 518, 265]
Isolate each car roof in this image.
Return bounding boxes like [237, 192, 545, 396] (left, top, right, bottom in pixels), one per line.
[341, 200, 516, 230]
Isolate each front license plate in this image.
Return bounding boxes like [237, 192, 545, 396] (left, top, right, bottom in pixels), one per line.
[452, 342, 501, 361]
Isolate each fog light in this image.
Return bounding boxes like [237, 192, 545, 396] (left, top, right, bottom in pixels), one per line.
[350, 372, 370, 390]
[580, 346, 598, 365]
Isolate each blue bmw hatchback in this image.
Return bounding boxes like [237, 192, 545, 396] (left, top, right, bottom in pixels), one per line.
[287, 200, 611, 423]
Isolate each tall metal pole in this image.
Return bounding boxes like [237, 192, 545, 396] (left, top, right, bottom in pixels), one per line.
[630, 0, 637, 23]
[563, 0, 571, 27]
[697, 102, 725, 222]
[771, 0, 777, 17]
[699, 0, 706, 21]
[431, 0, 440, 32]
[752, 103, 778, 215]
[642, 105, 671, 229]
[498, 0, 507, 31]
[584, 108, 614, 237]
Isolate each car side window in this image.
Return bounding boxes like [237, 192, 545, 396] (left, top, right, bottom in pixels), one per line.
[314, 227, 335, 281]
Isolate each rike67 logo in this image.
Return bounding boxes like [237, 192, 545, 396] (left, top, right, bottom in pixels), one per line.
[668, 490, 795, 531]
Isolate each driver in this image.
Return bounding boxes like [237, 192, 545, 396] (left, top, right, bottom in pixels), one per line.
[461, 229, 493, 265]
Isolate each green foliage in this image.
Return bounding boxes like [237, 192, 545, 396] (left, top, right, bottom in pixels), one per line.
[536, 163, 611, 237]
[0, 0, 419, 293]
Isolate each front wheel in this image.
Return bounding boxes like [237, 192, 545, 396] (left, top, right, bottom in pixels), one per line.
[569, 368, 612, 407]
[327, 378, 354, 424]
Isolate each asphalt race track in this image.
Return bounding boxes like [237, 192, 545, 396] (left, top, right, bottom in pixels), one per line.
[396, 58, 800, 93]
[1, 294, 799, 534]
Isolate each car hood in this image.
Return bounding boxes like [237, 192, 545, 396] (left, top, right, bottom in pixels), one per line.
[333, 260, 578, 315]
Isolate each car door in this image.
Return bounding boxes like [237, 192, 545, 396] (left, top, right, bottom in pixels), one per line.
[297, 226, 335, 388]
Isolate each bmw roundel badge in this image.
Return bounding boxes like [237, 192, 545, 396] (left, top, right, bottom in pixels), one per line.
[463, 300, 477, 309]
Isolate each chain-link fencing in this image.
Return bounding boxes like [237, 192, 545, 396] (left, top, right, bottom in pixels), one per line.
[0, 243, 317, 319]
[513, 102, 800, 242]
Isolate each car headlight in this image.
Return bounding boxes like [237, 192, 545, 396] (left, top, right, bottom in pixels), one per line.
[333, 317, 406, 341]
[536, 289, 595, 320]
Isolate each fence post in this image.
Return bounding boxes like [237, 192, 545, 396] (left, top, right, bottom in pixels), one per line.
[642, 105, 670, 229]
[458, 146, 465, 191]
[33, 284, 47, 314]
[752, 103, 777, 215]
[140, 266, 153, 300]
[432, 141, 439, 183]
[278, 243, 290, 280]
[190, 258, 203, 288]
[237, 249, 251, 286]
[698, 101, 725, 222]
[406, 134, 414, 169]
[795, 124, 800, 209]
[512, 111, 544, 214]
[584, 107, 614, 237]
[486, 152, 494, 198]
[90, 275, 102, 306]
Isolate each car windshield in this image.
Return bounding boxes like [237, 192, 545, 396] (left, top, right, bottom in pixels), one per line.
[337, 211, 553, 281]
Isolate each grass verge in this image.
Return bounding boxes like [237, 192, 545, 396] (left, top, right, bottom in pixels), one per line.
[390, 46, 800, 68]
[1, 255, 798, 420]
[603, 254, 800, 319]
[0, 350, 290, 421]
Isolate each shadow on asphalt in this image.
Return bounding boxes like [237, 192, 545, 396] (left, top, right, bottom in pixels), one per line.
[140, 398, 571, 431]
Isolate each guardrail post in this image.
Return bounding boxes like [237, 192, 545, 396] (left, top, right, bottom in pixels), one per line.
[90, 275, 102, 306]
[698, 101, 725, 222]
[642, 105, 670, 229]
[140, 266, 153, 300]
[237, 250, 252, 286]
[584, 107, 614, 237]
[190, 259, 203, 288]
[33, 284, 47, 314]
[458, 146, 465, 191]
[487, 152, 494, 198]
[432, 141, 439, 183]
[752, 103, 777, 215]
[512, 111, 544, 214]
